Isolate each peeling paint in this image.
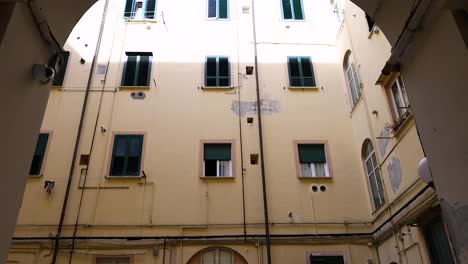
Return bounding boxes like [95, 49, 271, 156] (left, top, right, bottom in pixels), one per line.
[231, 98, 282, 116]
[378, 125, 393, 156]
[387, 156, 402, 193]
[441, 199, 468, 264]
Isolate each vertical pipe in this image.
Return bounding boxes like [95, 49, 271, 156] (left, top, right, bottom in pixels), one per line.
[51, 0, 109, 263]
[250, 0, 272, 263]
[163, 237, 167, 264]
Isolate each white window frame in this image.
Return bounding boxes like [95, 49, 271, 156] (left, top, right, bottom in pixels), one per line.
[203, 160, 232, 177]
[345, 53, 361, 107]
[332, 0, 343, 22]
[363, 141, 385, 209]
[300, 162, 330, 177]
[126, 0, 156, 20]
[389, 74, 410, 122]
[206, 0, 230, 20]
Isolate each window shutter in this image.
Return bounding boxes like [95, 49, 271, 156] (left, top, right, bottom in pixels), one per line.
[145, 0, 156, 19]
[218, 0, 228, 18]
[292, 0, 303, 20]
[124, 0, 134, 18]
[126, 135, 143, 176]
[29, 133, 49, 175]
[288, 57, 301, 86]
[298, 144, 326, 163]
[110, 135, 143, 176]
[423, 217, 455, 264]
[136, 55, 150, 86]
[53, 51, 70, 86]
[301, 57, 316, 86]
[208, 0, 217, 18]
[122, 55, 137, 86]
[282, 0, 292, 19]
[204, 144, 231, 161]
[205, 57, 218, 86]
[218, 57, 230, 86]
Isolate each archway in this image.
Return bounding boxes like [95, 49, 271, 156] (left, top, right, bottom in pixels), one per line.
[187, 247, 248, 264]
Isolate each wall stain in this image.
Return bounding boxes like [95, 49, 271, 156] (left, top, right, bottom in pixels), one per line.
[387, 156, 402, 193]
[378, 124, 393, 157]
[231, 98, 282, 116]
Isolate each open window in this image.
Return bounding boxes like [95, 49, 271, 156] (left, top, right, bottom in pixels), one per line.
[295, 142, 332, 178]
[203, 143, 232, 177]
[121, 52, 152, 87]
[29, 133, 50, 176]
[124, 0, 156, 20]
[287, 56, 316, 88]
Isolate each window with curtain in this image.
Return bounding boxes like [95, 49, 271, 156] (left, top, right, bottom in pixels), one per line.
[207, 0, 229, 19]
[204, 143, 232, 177]
[388, 74, 411, 122]
[201, 248, 234, 264]
[52, 51, 70, 86]
[205, 56, 230, 87]
[363, 140, 385, 209]
[96, 257, 130, 264]
[298, 144, 329, 177]
[281, 0, 304, 20]
[110, 134, 144, 176]
[288, 56, 316, 87]
[344, 51, 361, 107]
[121, 52, 152, 87]
[123, 0, 156, 20]
[29, 133, 49, 176]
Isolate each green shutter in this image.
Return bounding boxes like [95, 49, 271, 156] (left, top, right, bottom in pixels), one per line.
[301, 57, 316, 86]
[292, 0, 303, 20]
[282, 0, 292, 19]
[218, 0, 228, 18]
[204, 144, 231, 161]
[110, 135, 143, 176]
[208, 0, 217, 18]
[53, 51, 69, 86]
[423, 216, 455, 264]
[145, 0, 156, 19]
[124, 0, 134, 18]
[29, 133, 49, 175]
[298, 144, 326, 163]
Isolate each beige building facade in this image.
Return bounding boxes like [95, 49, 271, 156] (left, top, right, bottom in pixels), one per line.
[7, 0, 457, 263]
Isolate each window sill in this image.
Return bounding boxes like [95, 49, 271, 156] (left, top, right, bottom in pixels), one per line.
[105, 175, 143, 179]
[125, 19, 157, 24]
[205, 18, 231, 21]
[392, 112, 414, 137]
[119, 86, 150, 90]
[200, 176, 235, 180]
[201, 86, 234, 90]
[288, 86, 320, 90]
[281, 19, 307, 22]
[298, 176, 332, 180]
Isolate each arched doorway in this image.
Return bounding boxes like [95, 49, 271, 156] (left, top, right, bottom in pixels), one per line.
[187, 247, 248, 264]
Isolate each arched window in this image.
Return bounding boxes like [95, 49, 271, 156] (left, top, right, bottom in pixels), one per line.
[343, 51, 361, 107]
[363, 139, 385, 209]
[187, 247, 248, 264]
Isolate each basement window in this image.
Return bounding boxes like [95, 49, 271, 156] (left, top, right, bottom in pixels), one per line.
[121, 52, 152, 87]
[297, 144, 330, 177]
[287, 56, 316, 88]
[109, 134, 144, 177]
[29, 133, 50, 176]
[123, 0, 156, 20]
[205, 56, 231, 88]
[203, 143, 233, 177]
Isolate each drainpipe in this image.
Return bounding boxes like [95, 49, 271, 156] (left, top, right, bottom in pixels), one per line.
[250, 0, 272, 263]
[51, 0, 109, 263]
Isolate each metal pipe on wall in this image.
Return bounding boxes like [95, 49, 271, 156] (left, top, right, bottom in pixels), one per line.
[250, 0, 272, 263]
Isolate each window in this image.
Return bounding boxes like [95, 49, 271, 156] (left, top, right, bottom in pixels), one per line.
[201, 248, 234, 264]
[343, 51, 361, 107]
[363, 140, 385, 209]
[52, 51, 70, 86]
[388, 74, 411, 123]
[124, 0, 156, 20]
[422, 215, 455, 264]
[297, 144, 329, 177]
[332, 1, 343, 23]
[288, 56, 316, 87]
[203, 143, 232, 177]
[281, 0, 304, 20]
[207, 0, 229, 19]
[110, 134, 144, 176]
[121, 52, 152, 87]
[205, 56, 230, 87]
[96, 257, 130, 264]
[309, 255, 345, 264]
[29, 133, 49, 176]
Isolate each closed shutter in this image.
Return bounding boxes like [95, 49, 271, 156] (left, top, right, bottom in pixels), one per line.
[292, 0, 303, 19]
[218, 0, 228, 18]
[288, 57, 315, 87]
[288, 57, 301, 86]
[204, 144, 231, 161]
[124, 0, 134, 18]
[110, 135, 143, 176]
[205, 57, 218, 86]
[29, 133, 49, 175]
[300, 57, 316, 86]
[145, 0, 156, 19]
[53, 51, 70, 86]
[282, 0, 292, 19]
[423, 216, 455, 264]
[218, 57, 230, 86]
[208, 0, 217, 18]
[122, 55, 137, 86]
[298, 144, 326, 163]
[136, 55, 151, 86]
